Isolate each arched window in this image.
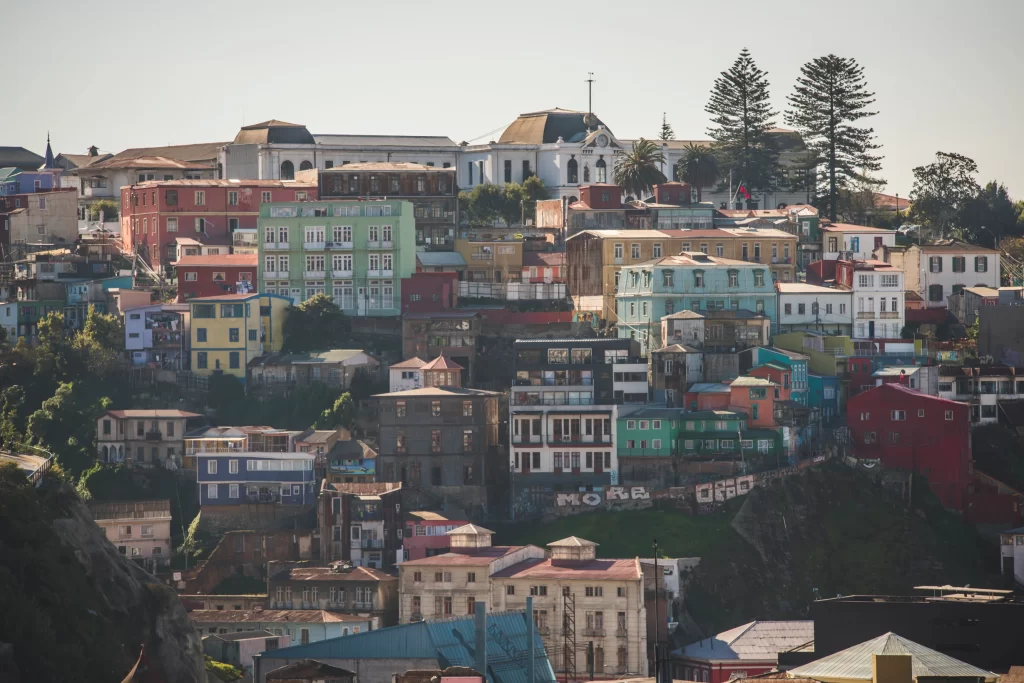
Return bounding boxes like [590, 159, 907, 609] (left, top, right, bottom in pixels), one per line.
[567, 158, 578, 184]
[596, 157, 607, 183]
[118, 445, 124, 460]
[101, 445, 108, 461]
[299, 160, 313, 171]
[583, 165, 590, 183]
[280, 160, 295, 180]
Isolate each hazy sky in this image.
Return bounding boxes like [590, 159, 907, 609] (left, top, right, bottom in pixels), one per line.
[9, 0, 1024, 197]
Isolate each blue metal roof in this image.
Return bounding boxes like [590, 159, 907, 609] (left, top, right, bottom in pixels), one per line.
[258, 610, 556, 683]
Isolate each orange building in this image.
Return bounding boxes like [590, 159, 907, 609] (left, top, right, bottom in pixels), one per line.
[728, 376, 778, 428]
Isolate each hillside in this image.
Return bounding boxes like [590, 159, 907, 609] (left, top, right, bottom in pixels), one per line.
[494, 463, 1000, 639]
[0, 462, 205, 683]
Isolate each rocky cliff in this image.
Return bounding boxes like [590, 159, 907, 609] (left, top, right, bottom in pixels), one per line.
[0, 462, 205, 682]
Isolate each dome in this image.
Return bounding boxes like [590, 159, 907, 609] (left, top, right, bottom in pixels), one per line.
[233, 120, 315, 145]
[498, 108, 609, 145]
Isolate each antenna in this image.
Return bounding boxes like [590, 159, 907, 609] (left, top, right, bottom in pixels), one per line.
[585, 72, 595, 117]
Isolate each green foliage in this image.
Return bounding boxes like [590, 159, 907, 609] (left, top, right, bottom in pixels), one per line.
[658, 113, 675, 141]
[785, 55, 883, 221]
[282, 294, 353, 353]
[676, 143, 720, 202]
[208, 375, 344, 430]
[26, 382, 111, 478]
[347, 367, 385, 402]
[613, 138, 667, 200]
[88, 198, 119, 222]
[909, 151, 981, 239]
[706, 48, 780, 194]
[211, 575, 267, 595]
[315, 391, 355, 429]
[205, 656, 244, 682]
[459, 178, 549, 226]
[460, 183, 506, 225]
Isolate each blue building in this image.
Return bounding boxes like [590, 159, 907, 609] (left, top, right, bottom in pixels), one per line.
[253, 608, 556, 683]
[741, 346, 810, 406]
[808, 373, 840, 424]
[197, 452, 316, 506]
[615, 252, 777, 353]
[0, 167, 58, 196]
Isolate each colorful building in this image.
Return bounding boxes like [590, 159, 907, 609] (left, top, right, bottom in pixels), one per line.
[173, 253, 258, 301]
[196, 451, 317, 506]
[614, 252, 777, 353]
[257, 199, 416, 317]
[401, 511, 469, 561]
[616, 406, 683, 487]
[673, 620, 814, 683]
[188, 292, 290, 382]
[727, 376, 779, 429]
[808, 373, 840, 424]
[676, 410, 783, 460]
[742, 346, 810, 405]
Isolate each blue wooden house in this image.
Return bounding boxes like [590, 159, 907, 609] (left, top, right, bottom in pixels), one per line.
[196, 451, 316, 506]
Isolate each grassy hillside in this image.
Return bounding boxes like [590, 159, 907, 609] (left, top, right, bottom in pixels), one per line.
[493, 463, 1000, 639]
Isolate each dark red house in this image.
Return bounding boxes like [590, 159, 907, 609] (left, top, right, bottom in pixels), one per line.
[172, 253, 258, 302]
[400, 272, 458, 314]
[847, 383, 971, 511]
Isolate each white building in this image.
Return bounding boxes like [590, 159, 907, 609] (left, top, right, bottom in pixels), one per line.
[776, 283, 852, 336]
[510, 403, 619, 485]
[821, 224, 896, 261]
[847, 261, 905, 340]
[124, 303, 190, 369]
[884, 241, 1001, 308]
[388, 357, 426, 392]
[1000, 526, 1024, 586]
[938, 365, 1024, 424]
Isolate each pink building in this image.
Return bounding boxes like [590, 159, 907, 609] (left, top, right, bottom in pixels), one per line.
[402, 511, 469, 561]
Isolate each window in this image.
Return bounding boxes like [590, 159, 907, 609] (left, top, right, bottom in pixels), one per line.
[889, 432, 900, 444]
[431, 400, 441, 417]
[631, 243, 640, 259]
[754, 270, 765, 287]
[467, 572, 476, 583]
[946, 410, 954, 421]
[653, 243, 662, 258]
[207, 459, 217, 475]
[229, 484, 239, 499]
[195, 191, 205, 206]
[881, 273, 899, 287]
[396, 401, 406, 418]
[229, 328, 239, 343]
[929, 284, 944, 302]
[228, 459, 238, 474]
[229, 352, 240, 369]
[614, 244, 623, 260]
[197, 352, 208, 369]
[784, 303, 792, 315]
[798, 303, 806, 315]
[728, 271, 739, 287]
[864, 432, 877, 444]
[694, 271, 704, 287]
[207, 484, 218, 498]
[891, 410, 906, 421]
[530, 585, 548, 596]
[976, 256, 989, 272]
[506, 585, 515, 596]
[929, 256, 942, 273]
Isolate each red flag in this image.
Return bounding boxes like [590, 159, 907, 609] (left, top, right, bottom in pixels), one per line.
[738, 184, 751, 200]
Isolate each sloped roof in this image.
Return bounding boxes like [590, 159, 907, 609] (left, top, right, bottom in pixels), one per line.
[679, 620, 814, 662]
[730, 376, 775, 387]
[0, 147, 45, 170]
[78, 142, 224, 171]
[421, 355, 463, 371]
[390, 357, 428, 370]
[105, 409, 200, 419]
[522, 251, 565, 268]
[188, 609, 364, 624]
[233, 120, 315, 145]
[373, 387, 499, 398]
[84, 155, 214, 171]
[449, 523, 494, 535]
[663, 310, 705, 320]
[313, 134, 458, 148]
[547, 536, 597, 547]
[687, 383, 733, 394]
[266, 660, 356, 680]
[491, 557, 641, 581]
[788, 632, 997, 681]
[499, 108, 608, 144]
[417, 251, 467, 268]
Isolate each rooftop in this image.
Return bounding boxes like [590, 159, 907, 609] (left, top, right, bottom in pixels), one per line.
[499, 108, 608, 145]
[416, 251, 467, 268]
[522, 251, 566, 268]
[916, 239, 1000, 253]
[203, 629, 275, 642]
[390, 357, 428, 370]
[269, 563, 396, 583]
[188, 609, 366, 624]
[373, 386, 499, 398]
[686, 383, 733, 394]
[408, 511, 461, 522]
[776, 282, 845, 294]
[399, 546, 529, 567]
[663, 310, 705, 320]
[633, 253, 761, 269]
[680, 410, 746, 420]
[172, 254, 258, 268]
[312, 134, 458, 148]
[322, 161, 455, 173]
[105, 409, 200, 419]
[730, 377, 775, 387]
[133, 178, 316, 188]
[964, 286, 999, 297]
[421, 355, 463, 371]
[491, 557, 641, 581]
[89, 500, 171, 521]
[678, 620, 815, 662]
[820, 224, 895, 233]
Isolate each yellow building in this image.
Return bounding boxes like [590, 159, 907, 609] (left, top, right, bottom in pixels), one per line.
[454, 238, 524, 283]
[188, 293, 290, 382]
[566, 228, 798, 321]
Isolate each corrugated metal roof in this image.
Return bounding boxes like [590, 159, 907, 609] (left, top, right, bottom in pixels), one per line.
[788, 632, 997, 681]
[417, 251, 468, 267]
[312, 134, 458, 148]
[257, 610, 557, 683]
[678, 621, 814, 662]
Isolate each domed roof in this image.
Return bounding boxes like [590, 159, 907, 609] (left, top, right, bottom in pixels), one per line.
[233, 120, 315, 145]
[498, 108, 609, 145]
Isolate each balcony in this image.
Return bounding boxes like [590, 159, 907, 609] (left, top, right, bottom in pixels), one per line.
[410, 612, 424, 622]
[616, 628, 628, 638]
[264, 242, 289, 250]
[353, 601, 374, 610]
[304, 241, 326, 250]
[367, 269, 393, 277]
[360, 539, 384, 549]
[879, 311, 900, 319]
[583, 628, 606, 637]
[537, 626, 551, 636]
[750, 255, 762, 263]
[367, 240, 381, 249]
[263, 270, 289, 279]
[856, 312, 875, 320]
[512, 435, 542, 445]
[328, 241, 353, 250]
[382, 240, 393, 249]
[145, 431, 163, 441]
[547, 435, 613, 446]
[247, 492, 279, 504]
[83, 185, 113, 198]
[330, 269, 353, 278]
[304, 270, 326, 278]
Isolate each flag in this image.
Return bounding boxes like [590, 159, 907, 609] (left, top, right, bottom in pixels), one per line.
[737, 184, 751, 200]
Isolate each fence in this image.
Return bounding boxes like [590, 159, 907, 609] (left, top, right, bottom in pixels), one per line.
[459, 281, 566, 301]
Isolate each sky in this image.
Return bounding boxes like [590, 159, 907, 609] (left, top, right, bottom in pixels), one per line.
[9, 0, 1024, 198]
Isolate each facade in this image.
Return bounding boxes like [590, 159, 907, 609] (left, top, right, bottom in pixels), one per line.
[649, 344, 703, 406]
[89, 499, 173, 571]
[173, 253, 258, 301]
[742, 347, 810, 406]
[197, 451, 317, 507]
[616, 406, 683, 487]
[96, 409, 200, 468]
[375, 387, 501, 513]
[454, 237, 525, 285]
[0, 187, 79, 245]
[615, 253, 777, 353]
[948, 286, 999, 326]
[820, 224, 896, 261]
[808, 373, 840, 424]
[202, 631, 291, 679]
[937, 365, 1024, 424]
[324, 439, 377, 485]
[402, 511, 470, 561]
[831, 260, 906, 340]
[188, 292, 290, 382]
[257, 199, 415, 317]
[314, 163, 458, 250]
[188, 609, 370, 644]
[248, 349, 379, 392]
[848, 383, 971, 512]
[267, 561, 399, 628]
[318, 482, 403, 569]
[121, 179, 317, 266]
[522, 251, 566, 284]
[884, 241, 1000, 308]
[510, 338, 645, 491]
[776, 283, 852, 335]
[672, 621, 814, 683]
[124, 303, 190, 369]
[1000, 526, 1024, 587]
[401, 312, 478, 384]
[675, 410, 781, 461]
[0, 167, 58, 195]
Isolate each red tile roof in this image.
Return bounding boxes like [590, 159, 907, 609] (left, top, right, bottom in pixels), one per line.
[820, 224, 894, 233]
[172, 254, 258, 268]
[188, 292, 261, 301]
[390, 357, 427, 370]
[491, 557, 642, 580]
[399, 546, 526, 566]
[421, 355, 463, 371]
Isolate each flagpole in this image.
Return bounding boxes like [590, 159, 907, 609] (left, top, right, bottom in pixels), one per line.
[729, 169, 733, 210]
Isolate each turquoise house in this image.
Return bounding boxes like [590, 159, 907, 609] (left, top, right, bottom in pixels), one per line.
[808, 373, 840, 424]
[741, 346, 810, 406]
[615, 253, 777, 353]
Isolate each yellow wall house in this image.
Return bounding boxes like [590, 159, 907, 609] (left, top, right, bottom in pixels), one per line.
[189, 293, 290, 382]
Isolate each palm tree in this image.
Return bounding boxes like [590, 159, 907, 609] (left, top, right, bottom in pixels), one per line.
[676, 143, 720, 202]
[613, 138, 667, 201]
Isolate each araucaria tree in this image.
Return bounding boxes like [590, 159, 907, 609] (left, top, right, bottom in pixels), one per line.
[658, 113, 675, 141]
[613, 138, 666, 201]
[706, 48, 779, 197]
[676, 143, 720, 202]
[786, 54, 883, 222]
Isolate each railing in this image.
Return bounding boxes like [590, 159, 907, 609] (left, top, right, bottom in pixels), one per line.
[327, 241, 353, 250]
[410, 612, 424, 622]
[360, 539, 384, 549]
[537, 626, 551, 636]
[514, 395, 596, 406]
[304, 270, 326, 278]
[330, 269, 353, 278]
[583, 627, 606, 637]
[145, 431, 163, 441]
[264, 241, 289, 250]
[353, 601, 374, 610]
[856, 312, 875, 319]
[511, 435, 542, 444]
[263, 271, 289, 279]
[879, 311, 900, 318]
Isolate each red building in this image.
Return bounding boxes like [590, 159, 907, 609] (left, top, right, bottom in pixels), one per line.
[172, 253, 258, 301]
[121, 179, 317, 266]
[578, 183, 622, 209]
[521, 251, 565, 284]
[848, 383, 971, 511]
[652, 182, 693, 205]
[400, 272, 458, 314]
[401, 511, 469, 561]
[674, 620, 814, 683]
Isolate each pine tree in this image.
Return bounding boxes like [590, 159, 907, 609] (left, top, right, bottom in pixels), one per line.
[785, 54, 883, 222]
[658, 113, 675, 141]
[705, 48, 779, 196]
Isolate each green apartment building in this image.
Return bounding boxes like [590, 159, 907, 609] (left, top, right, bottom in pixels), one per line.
[257, 199, 416, 316]
[617, 406, 683, 488]
[677, 410, 782, 460]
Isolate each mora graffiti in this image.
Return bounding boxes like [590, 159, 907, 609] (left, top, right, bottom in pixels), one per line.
[555, 486, 652, 507]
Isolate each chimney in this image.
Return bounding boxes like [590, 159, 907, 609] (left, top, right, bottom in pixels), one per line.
[88, 145, 98, 157]
[872, 653, 913, 683]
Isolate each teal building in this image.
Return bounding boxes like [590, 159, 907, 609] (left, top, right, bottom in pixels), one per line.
[676, 410, 783, 459]
[257, 199, 416, 316]
[614, 252, 777, 353]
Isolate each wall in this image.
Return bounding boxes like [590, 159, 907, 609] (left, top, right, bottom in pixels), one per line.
[6, 189, 78, 243]
[178, 530, 314, 594]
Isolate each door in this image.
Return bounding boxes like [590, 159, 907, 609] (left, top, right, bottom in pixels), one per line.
[868, 321, 875, 338]
[357, 287, 367, 315]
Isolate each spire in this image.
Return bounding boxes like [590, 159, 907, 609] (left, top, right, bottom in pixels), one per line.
[43, 132, 54, 169]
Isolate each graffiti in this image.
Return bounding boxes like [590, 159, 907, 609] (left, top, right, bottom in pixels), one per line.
[555, 486, 651, 507]
[695, 475, 754, 504]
